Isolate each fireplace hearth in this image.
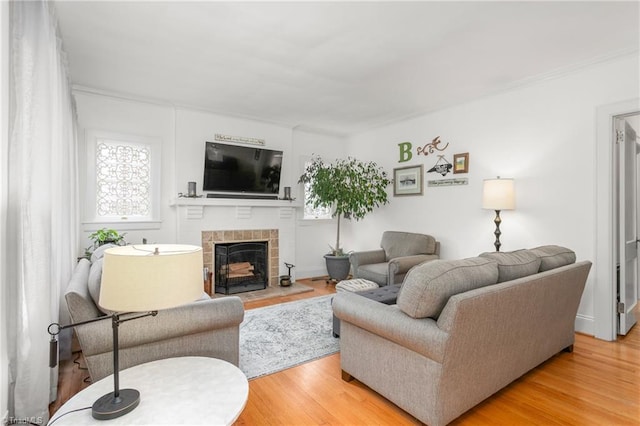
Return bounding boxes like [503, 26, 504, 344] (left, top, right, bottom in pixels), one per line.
[215, 241, 268, 294]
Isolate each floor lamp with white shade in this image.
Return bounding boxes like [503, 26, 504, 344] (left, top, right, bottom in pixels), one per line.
[482, 177, 515, 252]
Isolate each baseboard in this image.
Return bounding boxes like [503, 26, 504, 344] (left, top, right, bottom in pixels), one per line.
[297, 269, 329, 281]
[575, 313, 595, 336]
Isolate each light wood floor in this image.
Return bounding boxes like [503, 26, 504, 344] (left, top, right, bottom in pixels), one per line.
[50, 279, 640, 425]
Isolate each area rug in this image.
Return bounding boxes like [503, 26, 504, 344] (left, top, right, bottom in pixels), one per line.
[239, 294, 339, 379]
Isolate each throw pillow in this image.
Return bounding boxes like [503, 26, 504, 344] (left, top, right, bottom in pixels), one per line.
[87, 258, 102, 307]
[397, 257, 499, 319]
[529, 245, 576, 271]
[90, 243, 116, 263]
[479, 250, 541, 282]
[87, 258, 114, 315]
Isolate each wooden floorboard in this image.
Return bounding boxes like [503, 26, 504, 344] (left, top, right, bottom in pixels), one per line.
[50, 279, 640, 425]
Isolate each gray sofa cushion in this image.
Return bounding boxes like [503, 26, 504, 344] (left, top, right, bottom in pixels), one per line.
[397, 257, 499, 319]
[479, 250, 541, 282]
[529, 245, 576, 271]
[381, 231, 436, 261]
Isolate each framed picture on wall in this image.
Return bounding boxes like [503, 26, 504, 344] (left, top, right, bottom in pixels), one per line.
[453, 153, 469, 174]
[393, 165, 423, 196]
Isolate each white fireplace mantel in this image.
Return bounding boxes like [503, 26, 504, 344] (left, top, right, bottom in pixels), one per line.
[171, 198, 299, 280]
[170, 197, 301, 208]
[169, 197, 302, 220]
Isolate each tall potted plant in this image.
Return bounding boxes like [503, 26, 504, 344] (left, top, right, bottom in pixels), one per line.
[298, 155, 391, 281]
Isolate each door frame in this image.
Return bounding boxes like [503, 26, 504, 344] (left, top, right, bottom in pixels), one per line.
[616, 118, 639, 334]
[595, 99, 640, 341]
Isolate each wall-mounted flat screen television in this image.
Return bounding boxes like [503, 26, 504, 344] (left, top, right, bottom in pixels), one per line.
[203, 141, 283, 198]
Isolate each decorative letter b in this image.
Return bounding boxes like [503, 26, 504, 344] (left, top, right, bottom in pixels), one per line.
[398, 142, 412, 163]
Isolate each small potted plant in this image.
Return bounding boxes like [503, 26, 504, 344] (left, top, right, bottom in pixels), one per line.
[85, 228, 127, 258]
[298, 155, 391, 281]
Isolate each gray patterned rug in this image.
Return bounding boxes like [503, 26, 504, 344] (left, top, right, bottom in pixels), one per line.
[239, 294, 339, 379]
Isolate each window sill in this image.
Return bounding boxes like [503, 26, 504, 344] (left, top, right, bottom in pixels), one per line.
[297, 218, 334, 226]
[82, 221, 162, 232]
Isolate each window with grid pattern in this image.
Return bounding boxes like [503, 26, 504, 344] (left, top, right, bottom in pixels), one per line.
[85, 130, 161, 229]
[95, 140, 151, 217]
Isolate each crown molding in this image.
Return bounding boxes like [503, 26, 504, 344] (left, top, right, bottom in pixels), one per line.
[350, 48, 640, 137]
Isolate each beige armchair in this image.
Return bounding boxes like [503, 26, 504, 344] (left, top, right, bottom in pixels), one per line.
[349, 231, 440, 286]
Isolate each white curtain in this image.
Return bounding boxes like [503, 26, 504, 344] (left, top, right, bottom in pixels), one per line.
[8, 0, 78, 421]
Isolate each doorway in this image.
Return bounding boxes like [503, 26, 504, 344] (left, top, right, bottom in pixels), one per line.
[595, 99, 640, 341]
[614, 114, 639, 335]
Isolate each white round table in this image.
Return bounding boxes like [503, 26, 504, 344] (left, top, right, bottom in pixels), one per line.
[49, 357, 248, 425]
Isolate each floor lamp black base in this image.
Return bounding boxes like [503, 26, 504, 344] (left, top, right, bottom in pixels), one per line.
[92, 388, 140, 420]
[493, 209, 502, 252]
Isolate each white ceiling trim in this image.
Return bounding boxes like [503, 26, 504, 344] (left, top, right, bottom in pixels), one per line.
[72, 84, 300, 131]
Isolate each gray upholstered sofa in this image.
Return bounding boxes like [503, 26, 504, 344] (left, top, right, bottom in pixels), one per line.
[349, 231, 440, 286]
[333, 245, 591, 426]
[64, 246, 244, 381]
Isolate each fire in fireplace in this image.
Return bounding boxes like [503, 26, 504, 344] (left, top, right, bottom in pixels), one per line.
[215, 241, 268, 294]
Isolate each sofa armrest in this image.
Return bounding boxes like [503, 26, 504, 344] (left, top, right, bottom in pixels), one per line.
[388, 254, 440, 277]
[77, 296, 244, 357]
[333, 292, 448, 363]
[349, 249, 386, 273]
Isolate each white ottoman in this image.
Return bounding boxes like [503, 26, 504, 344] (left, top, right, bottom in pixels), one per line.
[335, 278, 379, 293]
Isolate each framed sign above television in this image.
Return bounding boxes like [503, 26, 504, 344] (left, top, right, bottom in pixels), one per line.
[203, 141, 283, 199]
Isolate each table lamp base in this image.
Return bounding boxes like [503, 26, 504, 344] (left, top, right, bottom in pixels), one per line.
[92, 388, 140, 420]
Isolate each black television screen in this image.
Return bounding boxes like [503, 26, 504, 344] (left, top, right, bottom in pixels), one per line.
[203, 142, 283, 197]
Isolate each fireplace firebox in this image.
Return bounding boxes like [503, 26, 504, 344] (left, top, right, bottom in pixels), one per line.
[215, 241, 268, 294]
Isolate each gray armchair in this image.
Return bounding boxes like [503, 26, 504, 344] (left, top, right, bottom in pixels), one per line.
[349, 231, 440, 286]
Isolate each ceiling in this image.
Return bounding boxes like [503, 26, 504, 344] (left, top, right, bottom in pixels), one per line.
[54, 1, 640, 136]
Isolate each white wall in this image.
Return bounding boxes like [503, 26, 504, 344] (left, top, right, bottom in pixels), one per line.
[74, 92, 340, 279]
[0, 0, 9, 421]
[172, 108, 299, 279]
[74, 91, 177, 250]
[291, 129, 347, 278]
[175, 108, 294, 197]
[169, 111, 348, 279]
[345, 53, 639, 335]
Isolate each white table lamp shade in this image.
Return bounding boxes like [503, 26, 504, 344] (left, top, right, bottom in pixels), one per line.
[100, 244, 204, 312]
[482, 178, 515, 210]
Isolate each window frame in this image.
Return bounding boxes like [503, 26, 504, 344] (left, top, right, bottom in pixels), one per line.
[83, 130, 161, 231]
[299, 155, 334, 222]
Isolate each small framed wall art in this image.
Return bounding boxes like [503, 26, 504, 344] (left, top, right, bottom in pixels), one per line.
[393, 165, 423, 196]
[453, 152, 469, 174]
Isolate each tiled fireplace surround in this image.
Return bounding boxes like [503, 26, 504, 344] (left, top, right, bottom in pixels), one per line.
[201, 229, 280, 288]
[171, 198, 297, 291]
